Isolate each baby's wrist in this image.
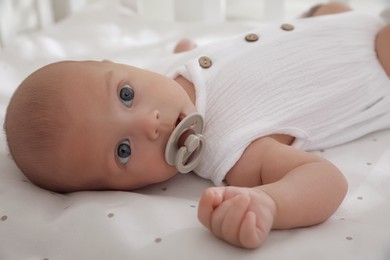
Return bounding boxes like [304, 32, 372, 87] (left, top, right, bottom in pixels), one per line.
[251, 187, 278, 227]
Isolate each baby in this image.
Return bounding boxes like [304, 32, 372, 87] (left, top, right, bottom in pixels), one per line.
[4, 3, 390, 249]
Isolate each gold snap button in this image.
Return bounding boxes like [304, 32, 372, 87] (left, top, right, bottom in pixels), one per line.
[198, 56, 212, 69]
[281, 23, 294, 31]
[245, 33, 259, 42]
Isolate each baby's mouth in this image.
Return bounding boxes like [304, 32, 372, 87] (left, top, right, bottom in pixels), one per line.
[175, 117, 181, 127]
[175, 113, 185, 127]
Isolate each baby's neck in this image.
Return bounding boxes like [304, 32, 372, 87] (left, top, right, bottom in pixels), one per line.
[174, 75, 196, 105]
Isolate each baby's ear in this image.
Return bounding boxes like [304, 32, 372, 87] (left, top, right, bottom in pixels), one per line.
[102, 59, 113, 63]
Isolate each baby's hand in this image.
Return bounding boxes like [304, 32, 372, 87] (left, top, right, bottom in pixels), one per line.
[198, 186, 276, 249]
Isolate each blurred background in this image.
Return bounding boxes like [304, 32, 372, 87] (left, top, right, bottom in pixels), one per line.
[228, 0, 389, 20]
[1, 0, 390, 48]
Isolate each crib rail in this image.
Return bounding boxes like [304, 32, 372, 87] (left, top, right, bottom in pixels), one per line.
[0, 0, 378, 49]
[0, 0, 58, 48]
[137, 0, 285, 22]
[0, 0, 287, 48]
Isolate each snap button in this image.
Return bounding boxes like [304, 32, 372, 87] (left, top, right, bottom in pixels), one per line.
[281, 23, 294, 31]
[245, 33, 259, 42]
[198, 56, 212, 69]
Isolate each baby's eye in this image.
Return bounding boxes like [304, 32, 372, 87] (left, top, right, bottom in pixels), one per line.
[116, 140, 131, 165]
[119, 84, 135, 107]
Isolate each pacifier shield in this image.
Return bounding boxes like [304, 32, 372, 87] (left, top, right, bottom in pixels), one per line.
[165, 113, 205, 174]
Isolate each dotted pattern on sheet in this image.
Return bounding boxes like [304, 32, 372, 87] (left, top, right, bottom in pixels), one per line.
[0, 133, 387, 258]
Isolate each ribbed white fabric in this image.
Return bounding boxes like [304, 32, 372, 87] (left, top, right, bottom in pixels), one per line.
[166, 12, 390, 186]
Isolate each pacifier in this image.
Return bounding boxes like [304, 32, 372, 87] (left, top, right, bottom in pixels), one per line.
[165, 113, 205, 174]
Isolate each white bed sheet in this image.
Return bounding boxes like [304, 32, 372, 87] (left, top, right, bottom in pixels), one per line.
[1, 1, 390, 259]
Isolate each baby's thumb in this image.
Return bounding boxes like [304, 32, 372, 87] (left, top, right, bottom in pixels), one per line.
[197, 187, 225, 228]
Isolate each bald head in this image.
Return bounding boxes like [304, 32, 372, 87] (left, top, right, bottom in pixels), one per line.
[4, 62, 72, 191]
[4, 61, 117, 192]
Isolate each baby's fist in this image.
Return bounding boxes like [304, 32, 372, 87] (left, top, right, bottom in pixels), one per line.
[198, 186, 276, 249]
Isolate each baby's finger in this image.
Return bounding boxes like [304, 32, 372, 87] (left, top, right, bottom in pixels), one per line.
[210, 194, 248, 241]
[239, 211, 263, 249]
[198, 187, 224, 229]
[220, 194, 251, 246]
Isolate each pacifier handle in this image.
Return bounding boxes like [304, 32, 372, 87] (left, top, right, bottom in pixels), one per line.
[165, 113, 205, 174]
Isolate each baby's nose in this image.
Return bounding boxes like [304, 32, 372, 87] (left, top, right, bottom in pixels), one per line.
[140, 110, 160, 140]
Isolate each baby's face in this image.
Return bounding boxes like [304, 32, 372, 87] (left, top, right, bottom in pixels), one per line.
[58, 61, 196, 190]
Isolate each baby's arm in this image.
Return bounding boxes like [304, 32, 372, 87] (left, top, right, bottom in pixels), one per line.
[197, 2, 352, 248]
[198, 136, 348, 248]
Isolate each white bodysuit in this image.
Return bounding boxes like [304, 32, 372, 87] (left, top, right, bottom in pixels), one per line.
[161, 12, 390, 185]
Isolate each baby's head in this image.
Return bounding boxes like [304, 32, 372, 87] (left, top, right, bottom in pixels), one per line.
[4, 60, 196, 192]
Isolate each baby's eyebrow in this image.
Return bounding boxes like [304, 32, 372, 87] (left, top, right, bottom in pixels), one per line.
[105, 70, 114, 94]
